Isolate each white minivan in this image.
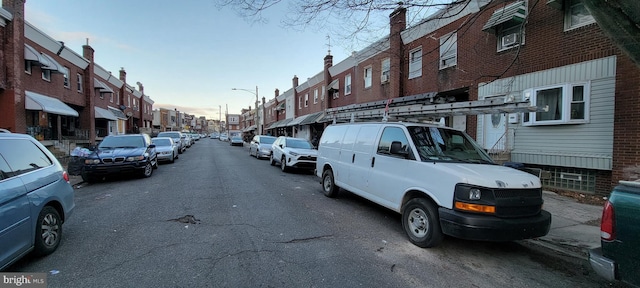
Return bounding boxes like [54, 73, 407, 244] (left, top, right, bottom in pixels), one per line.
[315, 122, 551, 248]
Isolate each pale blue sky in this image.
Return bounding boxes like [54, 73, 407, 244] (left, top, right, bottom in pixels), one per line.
[24, 0, 355, 119]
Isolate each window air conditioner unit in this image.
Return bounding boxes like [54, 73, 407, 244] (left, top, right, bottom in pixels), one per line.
[501, 33, 519, 47]
[381, 74, 390, 83]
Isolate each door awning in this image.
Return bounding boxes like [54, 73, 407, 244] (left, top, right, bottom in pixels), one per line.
[286, 114, 311, 127]
[242, 125, 257, 132]
[25, 91, 79, 117]
[266, 120, 281, 129]
[94, 106, 118, 121]
[275, 118, 293, 128]
[39, 53, 66, 74]
[300, 111, 325, 125]
[108, 106, 127, 119]
[482, 1, 526, 32]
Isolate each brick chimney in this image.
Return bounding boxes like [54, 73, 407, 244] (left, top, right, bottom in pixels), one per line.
[324, 54, 333, 109]
[389, 4, 406, 99]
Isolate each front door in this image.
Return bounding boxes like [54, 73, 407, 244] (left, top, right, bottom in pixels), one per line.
[482, 96, 506, 151]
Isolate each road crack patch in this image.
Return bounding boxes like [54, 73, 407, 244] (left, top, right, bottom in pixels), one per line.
[167, 215, 200, 224]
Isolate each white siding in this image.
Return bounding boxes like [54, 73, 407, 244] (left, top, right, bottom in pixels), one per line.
[477, 56, 616, 170]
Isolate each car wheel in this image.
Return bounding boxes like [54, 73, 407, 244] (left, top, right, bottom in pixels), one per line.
[281, 156, 288, 172]
[401, 198, 443, 248]
[81, 171, 95, 183]
[270, 155, 276, 166]
[178, 148, 183, 154]
[170, 152, 175, 163]
[34, 206, 62, 256]
[141, 162, 153, 178]
[153, 157, 159, 169]
[322, 169, 339, 198]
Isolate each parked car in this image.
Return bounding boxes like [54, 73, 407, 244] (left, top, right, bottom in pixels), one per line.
[315, 122, 551, 248]
[229, 136, 244, 146]
[589, 180, 640, 287]
[219, 133, 229, 141]
[270, 136, 317, 172]
[249, 135, 277, 159]
[182, 134, 193, 148]
[210, 132, 219, 139]
[81, 134, 158, 182]
[152, 137, 179, 163]
[157, 131, 185, 154]
[0, 131, 75, 271]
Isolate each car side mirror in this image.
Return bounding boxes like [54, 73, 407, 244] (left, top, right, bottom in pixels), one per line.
[149, 144, 156, 148]
[279, 144, 284, 148]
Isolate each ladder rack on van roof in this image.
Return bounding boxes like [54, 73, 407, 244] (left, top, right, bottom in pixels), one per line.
[323, 93, 547, 123]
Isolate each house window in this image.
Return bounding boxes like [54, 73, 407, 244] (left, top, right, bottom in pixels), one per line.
[77, 73, 83, 92]
[42, 69, 51, 82]
[564, 0, 595, 30]
[381, 58, 390, 84]
[298, 96, 302, 109]
[409, 48, 422, 79]
[439, 33, 457, 69]
[364, 66, 372, 88]
[522, 83, 590, 126]
[128, 95, 131, 107]
[314, 89, 318, 104]
[63, 67, 70, 88]
[110, 93, 114, 103]
[497, 25, 524, 51]
[304, 93, 309, 107]
[116, 91, 120, 104]
[25, 61, 32, 74]
[345, 74, 352, 95]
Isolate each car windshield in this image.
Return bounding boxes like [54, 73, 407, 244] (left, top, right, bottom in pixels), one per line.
[99, 136, 144, 149]
[407, 126, 493, 164]
[261, 137, 276, 144]
[152, 138, 172, 146]
[286, 139, 313, 149]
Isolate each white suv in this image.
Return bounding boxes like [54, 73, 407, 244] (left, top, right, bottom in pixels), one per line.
[270, 136, 317, 172]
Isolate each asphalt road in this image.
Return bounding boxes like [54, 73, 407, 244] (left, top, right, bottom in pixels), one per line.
[9, 138, 615, 287]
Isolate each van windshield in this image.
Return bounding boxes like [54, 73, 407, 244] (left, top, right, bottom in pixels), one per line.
[407, 126, 494, 164]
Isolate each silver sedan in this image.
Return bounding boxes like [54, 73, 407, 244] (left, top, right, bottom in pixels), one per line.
[152, 137, 179, 163]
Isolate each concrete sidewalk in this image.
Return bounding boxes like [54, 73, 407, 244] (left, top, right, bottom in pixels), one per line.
[68, 174, 604, 260]
[521, 191, 604, 261]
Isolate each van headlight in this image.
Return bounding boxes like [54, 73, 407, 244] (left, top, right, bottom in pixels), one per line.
[454, 184, 496, 214]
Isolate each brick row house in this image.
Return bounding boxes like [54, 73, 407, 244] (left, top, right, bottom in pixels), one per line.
[259, 0, 639, 195]
[0, 0, 154, 153]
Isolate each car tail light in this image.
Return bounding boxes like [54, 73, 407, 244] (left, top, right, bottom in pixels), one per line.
[63, 171, 70, 183]
[600, 200, 615, 241]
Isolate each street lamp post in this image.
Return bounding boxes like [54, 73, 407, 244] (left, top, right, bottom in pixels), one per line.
[231, 86, 260, 135]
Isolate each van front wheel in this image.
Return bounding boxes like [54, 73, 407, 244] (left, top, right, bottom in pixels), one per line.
[402, 198, 443, 248]
[322, 169, 339, 198]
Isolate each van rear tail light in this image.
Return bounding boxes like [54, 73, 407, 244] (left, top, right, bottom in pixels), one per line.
[600, 200, 615, 241]
[63, 171, 70, 183]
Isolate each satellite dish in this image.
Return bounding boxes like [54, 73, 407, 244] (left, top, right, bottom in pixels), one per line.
[126, 111, 133, 117]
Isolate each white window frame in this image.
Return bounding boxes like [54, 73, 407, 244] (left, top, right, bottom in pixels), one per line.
[298, 96, 302, 109]
[25, 61, 32, 74]
[77, 73, 83, 92]
[116, 91, 120, 104]
[128, 95, 131, 107]
[408, 47, 422, 79]
[63, 67, 70, 88]
[497, 25, 525, 52]
[41, 69, 51, 82]
[304, 93, 309, 107]
[345, 74, 352, 95]
[314, 89, 318, 104]
[381, 58, 390, 83]
[439, 33, 457, 69]
[364, 66, 372, 88]
[522, 82, 590, 126]
[564, 0, 595, 31]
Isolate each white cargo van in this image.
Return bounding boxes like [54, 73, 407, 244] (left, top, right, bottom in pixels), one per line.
[315, 122, 551, 248]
